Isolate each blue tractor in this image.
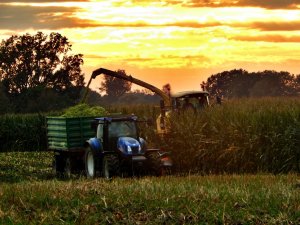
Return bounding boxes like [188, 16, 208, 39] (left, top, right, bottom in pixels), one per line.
[84, 115, 172, 178]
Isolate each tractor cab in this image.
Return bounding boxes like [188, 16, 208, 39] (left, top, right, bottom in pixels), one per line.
[93, 115, 145, 155]
[172, 91, 209, 112]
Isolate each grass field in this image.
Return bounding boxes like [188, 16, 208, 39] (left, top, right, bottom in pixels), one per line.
[0, 152, 299, 224]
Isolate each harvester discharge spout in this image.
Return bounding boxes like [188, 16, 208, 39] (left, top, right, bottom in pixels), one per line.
[82, 68, 171, 109]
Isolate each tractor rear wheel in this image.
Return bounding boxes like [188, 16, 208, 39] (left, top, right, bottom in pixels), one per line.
[84, 147, 99, 178]
[102, 154, 119, 179]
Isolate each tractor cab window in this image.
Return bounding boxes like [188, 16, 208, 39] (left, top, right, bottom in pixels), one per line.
[178, 97, 197, 112]
[182, 98, 194, 110]
[197, 96, 208, 109]
[177, 95, 208, 111]
[97, 123, 104, 140]
[108, 121, 137, 138]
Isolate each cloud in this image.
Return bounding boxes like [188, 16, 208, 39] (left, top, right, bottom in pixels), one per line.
[4, 0, 298, 10]
[236, 0, 300, 9]
[232, 34, 300, 43]
[125, 54, 212, 70]
[2, 1, 300, 32]
[250, 21, 300, 31]
[226, 21, 300, 31]
[131, 0, 300, 9]
[0, 5, 98, 30]
[83, 54, 107, 59]
[83, 21, 222, 28]
[1, 0, 89, 2]
[171, 0, 240, 8]
[166, 21, 222, 28]
[160, 20, 300, 32]
[85, 54, 208, 60]
[0, 4, 225, 30]
[185, 0, 300, 9]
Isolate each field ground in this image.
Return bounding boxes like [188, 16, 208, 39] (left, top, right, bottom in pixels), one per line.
[0, 152, 299, 224]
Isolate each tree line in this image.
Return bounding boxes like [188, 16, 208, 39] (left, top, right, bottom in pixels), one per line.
[202, 69, 300, 98]
[0, 32, 299, 114]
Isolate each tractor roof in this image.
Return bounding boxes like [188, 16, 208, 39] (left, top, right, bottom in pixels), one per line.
[172, 90, 209, 98]
[94, 115, 138, 122]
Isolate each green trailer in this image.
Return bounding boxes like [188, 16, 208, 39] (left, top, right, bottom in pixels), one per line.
[46, 117, 96, 176]
[47, 117, 95, 150]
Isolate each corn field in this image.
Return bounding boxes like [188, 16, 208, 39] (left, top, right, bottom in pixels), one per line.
[163, 98, 300, 173]
[0, 114, 47, 152]
[0, 97, 299, 173]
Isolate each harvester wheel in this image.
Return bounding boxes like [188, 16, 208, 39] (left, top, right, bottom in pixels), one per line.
[84, 147, 99, 178]
[102, 154, 119, 179]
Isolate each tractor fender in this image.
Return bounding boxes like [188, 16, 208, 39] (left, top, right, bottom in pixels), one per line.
[85, 138, 103, 153]
[139, 137, 147, 150]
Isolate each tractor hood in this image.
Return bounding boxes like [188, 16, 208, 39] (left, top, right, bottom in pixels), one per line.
[117, 137, 144, 155]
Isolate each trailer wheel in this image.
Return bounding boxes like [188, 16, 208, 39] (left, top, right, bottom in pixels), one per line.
[53, 154, 65, 177]
[85, 147, 99, 178]
[64, 158, 72, 178]
[102, 154, 119, 179]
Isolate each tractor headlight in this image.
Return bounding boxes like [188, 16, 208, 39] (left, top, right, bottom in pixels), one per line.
[127, 145, 132, 154]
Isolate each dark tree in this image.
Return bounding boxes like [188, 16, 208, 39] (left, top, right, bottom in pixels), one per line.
[0, 32, 84, 95]
[99, 69, 132, 98]
[295, 74, 300, 94]
[204, 69, 251, 98]
[248, 70, 297, 97]
[203, 69, 299, 98]
[0, 82, 10, 114]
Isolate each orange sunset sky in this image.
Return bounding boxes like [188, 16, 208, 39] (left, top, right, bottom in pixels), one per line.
[1, 0, 300, 92]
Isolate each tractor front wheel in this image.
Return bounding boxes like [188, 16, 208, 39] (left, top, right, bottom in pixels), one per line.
[102, 154, 119, 179]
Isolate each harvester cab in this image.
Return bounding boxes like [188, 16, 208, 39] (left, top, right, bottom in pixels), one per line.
[172, 91, 210, 112]
[155, 91, 210, 133]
